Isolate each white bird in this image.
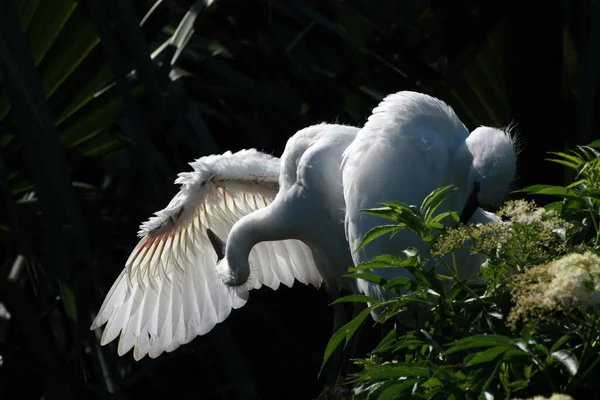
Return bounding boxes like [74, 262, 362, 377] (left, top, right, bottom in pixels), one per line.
[91, 124, 362, 360]
[211, 110, 506, 326]
[341, 91, 517, 309]
[212, 124, 360, 330]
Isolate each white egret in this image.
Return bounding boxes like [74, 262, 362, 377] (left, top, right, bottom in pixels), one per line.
[341, 91, 517, 309]
[211, 124, 360, 330]
[91, 124, 361, 360]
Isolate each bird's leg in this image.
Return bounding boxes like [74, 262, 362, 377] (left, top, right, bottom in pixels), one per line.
[381, 317, 397, 338]
[331, 299, 347, 334]
[331, 292, 371, 383]
[337, 301, 367, 379]
[321, 285, 346, 379]
[319, 285, 352, 398]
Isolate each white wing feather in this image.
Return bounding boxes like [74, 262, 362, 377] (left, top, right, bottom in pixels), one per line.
[91, 149, 321, 360]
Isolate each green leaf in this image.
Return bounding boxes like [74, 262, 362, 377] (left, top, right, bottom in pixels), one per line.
[343, 272, 386, 286]
[520, 322, 536, 344]
[379, 201, 419, 214]
[508, 380, 530, 391]
[379, 201, 427, 235]
[321, 306, 375, 370]
[55, 65, 113, 125]
[376, 253, 420, 267]
[420, 184, 457, 222]
[501, 349, 531, 362]
[58, 91, 124, 147]
[167, 0, 207, 65]
[361, 207, 399, 222]
[348, 254, 420, 273]
[420, 377, 442, 389]
[517, 184, 579, 198]
[547, 158, 580, 171]
[580, 187, 600, 200]
[544, 201, 563, 213]
[357, 364, 429, 381]
[57, 278, 77, 322]
[533, 344, 550, 357]
[547, 151, 583, 165]
[567, 178, 588, 189]
[349, 260, 399, 272]
[355, 225, 400, 252]
[444, 335, 514, 356]
[549, 334, 571, 352]
[383, 276, 415, 292]
[430, 210, 460, 227]
[25, 0, 76, 66]
[546, 151, 583, 170]
[39, 6, 100, 98]
[331, 294, 378, 305]
[551, 350, 578, 375]
[378, 380, 418, 399]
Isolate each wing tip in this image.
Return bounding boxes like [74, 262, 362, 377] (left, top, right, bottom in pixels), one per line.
[90, 320, 102, 331]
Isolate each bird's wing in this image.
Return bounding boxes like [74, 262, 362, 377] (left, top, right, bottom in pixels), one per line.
[91, 149, 320, 360]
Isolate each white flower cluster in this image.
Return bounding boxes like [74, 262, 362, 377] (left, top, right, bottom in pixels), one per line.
[511, 205, 554, 226]
[510, 251, 600, 325]
[501, 200, 569, 240]
[544, 252, 600, 310]
[512, 394, 573, 400]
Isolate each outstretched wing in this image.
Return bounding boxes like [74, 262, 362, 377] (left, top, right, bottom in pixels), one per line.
[91, 149, 321, 360]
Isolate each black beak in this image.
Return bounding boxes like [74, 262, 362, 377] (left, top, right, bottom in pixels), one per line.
[459, 181, 480, 224]
[206, 229, 226, 262]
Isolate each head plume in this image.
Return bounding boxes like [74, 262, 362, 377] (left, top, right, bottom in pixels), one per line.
[465, 126, 517, 207]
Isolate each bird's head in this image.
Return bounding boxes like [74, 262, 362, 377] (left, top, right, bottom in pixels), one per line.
[207, 228, 250, 287]
[459, 126, 517, 223]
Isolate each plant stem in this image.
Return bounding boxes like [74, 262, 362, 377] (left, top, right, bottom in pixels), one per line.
[568, 308, 600, 390]
[438, 255, 487, 309]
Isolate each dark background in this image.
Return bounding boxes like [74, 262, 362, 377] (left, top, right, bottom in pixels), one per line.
[0, 0, 598, 399]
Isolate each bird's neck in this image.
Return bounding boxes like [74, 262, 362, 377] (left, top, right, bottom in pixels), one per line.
[453, 142, 475, 190]
[226, 199, 297, 281]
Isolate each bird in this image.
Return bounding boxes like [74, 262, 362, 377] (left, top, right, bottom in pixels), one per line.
[213, 123, 360, 300]
[341, 91, 517, 311]
[91, 124, 363, 360]
[209, 124, 364, 385]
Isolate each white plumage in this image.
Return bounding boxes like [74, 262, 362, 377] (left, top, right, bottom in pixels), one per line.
[214, 124, 361, 335]
[341, 91, 517, 308]
[216, 125, 357, 290]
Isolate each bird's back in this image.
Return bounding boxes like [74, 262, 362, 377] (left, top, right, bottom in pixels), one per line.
[279, 125, 326, 191]
[279, 123, 359, 288]
[342, 92, 471, 296]
[280, 124, 358, 215]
